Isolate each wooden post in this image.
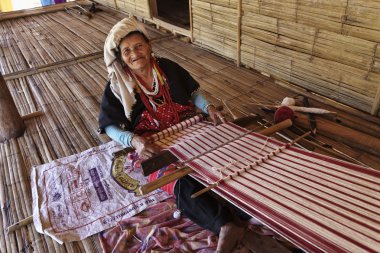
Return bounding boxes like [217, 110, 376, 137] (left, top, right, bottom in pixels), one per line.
[236, 0, 242, 67]
[0, 73, 26, 142]
[189, 0, 194, 42]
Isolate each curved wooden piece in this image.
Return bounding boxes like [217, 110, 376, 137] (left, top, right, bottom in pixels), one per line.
[0, 74, 25, 142]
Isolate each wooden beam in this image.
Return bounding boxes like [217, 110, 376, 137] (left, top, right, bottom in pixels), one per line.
[145, 17, 191, 37]
[371, 83, 380, 116]
[236, 0, 242, 67]
[148, 0, 158, 19]
[21, 111, 44, 121]
[189, 0, 194, 42]
[137, 167, 193, 196]
[7, 216, 33, 234]
[3, 51, 103, 81]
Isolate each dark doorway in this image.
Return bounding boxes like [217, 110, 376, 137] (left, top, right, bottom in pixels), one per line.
[152, 0, 190, 29]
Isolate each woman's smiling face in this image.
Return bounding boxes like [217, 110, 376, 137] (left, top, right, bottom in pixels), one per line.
[119, 33, 152, 72]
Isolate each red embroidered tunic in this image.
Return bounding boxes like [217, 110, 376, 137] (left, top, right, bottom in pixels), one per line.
[131, 60, 196, 195]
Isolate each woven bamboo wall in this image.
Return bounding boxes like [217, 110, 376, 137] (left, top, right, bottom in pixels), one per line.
[94, 0, 151, 18]
[92, 0, 116, 8]
[191, 0, 238, 59]
[190, 0, 380, 116]
[90, 0, 380, 115]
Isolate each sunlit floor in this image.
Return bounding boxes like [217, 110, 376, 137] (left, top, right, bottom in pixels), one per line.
[1, 0, 74, 12]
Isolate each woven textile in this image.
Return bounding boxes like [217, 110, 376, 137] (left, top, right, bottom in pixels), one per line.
[164, 120, 380, 253]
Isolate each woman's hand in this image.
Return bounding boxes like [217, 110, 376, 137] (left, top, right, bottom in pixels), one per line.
[131, 135, 161, 159]
[207, 105, 227, 125]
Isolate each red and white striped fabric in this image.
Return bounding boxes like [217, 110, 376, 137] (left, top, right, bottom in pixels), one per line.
[158, 118, 380, 253]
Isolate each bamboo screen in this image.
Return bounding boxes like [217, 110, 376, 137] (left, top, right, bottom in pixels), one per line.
[192, 0, 238, 59]
[191, 0, 380, 116]
[94, 0, 151, 18]
[90, 0, 380, 114]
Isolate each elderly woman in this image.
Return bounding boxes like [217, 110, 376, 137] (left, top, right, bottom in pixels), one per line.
[99, 18, 290, 253]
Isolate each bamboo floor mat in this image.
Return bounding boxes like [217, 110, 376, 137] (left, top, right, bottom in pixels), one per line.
[0, 6, 379, 253]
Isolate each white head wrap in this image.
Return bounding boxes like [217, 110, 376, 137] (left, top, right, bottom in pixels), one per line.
[104, 17, 149, 120]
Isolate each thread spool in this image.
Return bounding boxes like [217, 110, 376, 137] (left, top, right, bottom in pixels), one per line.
[274, 106, 295, 123]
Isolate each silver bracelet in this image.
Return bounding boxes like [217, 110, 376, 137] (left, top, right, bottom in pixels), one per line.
[205, 103, 215, 114]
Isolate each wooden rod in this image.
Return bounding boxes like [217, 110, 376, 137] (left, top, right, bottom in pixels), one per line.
[137, 167, 193, 195]
[372, 82, 380, 115]
[222, 99, 238, 120]
[4, 51, 103, 81]
[300, 136, 368, 167]
[21, 110, 44, 121]
[257, 118, 292, 136]
[189, 0, 194, 42]
[236, 0, 242, 66]
[294, 113, 380, 157]
[7, 216, 33, 234]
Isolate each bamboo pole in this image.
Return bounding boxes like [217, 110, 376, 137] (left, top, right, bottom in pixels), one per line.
[3, 143, 21, 252]
[21, 111, 44, 121]
[138, 167, 193, 195]
[236, 0, 242, 66]
[294, 112, 380, 157]
[4, 51, 103, 81]
[6, 216, 33, 234]
[372, 82, 380, 115]
[189, 0, 194, 42]
[0, 145, 12, 253]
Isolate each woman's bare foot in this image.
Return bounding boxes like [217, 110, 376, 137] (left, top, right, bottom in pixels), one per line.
[241, 230, 292, 253]
[216, 222, 245, 253]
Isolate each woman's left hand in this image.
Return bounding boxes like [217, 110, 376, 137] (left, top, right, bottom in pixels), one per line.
[207, 105, 227, 125]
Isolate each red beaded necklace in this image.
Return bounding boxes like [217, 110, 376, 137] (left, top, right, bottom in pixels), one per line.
[125, 58, 180, 125]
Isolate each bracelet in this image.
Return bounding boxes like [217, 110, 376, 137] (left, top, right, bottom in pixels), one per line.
[128, 133, 135, 148]
[205, 103, 215, 114]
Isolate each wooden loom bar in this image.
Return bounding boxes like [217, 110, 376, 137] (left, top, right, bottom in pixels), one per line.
[294, 112, 380, 157]
[137, 167, 193, 196]
[189, 0, 194, 42]
[3, 52, 103, 81]
[236, 0, 242, 66]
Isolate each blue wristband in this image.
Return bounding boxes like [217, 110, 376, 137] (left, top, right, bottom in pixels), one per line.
[105, 125, 134, 147]
[191, 90, 212, 114]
